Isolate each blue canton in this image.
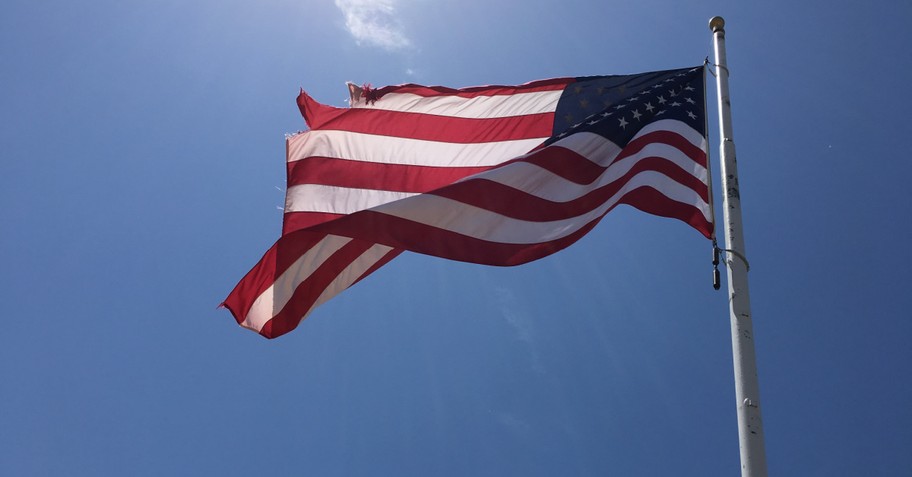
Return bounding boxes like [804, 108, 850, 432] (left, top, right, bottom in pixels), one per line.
[549, 66, 705, 146]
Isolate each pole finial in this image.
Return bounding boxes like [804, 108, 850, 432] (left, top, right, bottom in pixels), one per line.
[709, 16, 725, 33]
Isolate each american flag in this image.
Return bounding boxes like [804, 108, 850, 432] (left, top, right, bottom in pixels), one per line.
[223, 66, 713, 338]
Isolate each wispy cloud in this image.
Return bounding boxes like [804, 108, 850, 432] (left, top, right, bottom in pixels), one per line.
[495, 287, 546, 374]
[334, 0, 412, 51]
[493, 410, 532, 435]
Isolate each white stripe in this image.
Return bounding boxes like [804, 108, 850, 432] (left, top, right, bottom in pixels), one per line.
[285, 184, 418, 214]
[351, 89, 564, 118]
[243, 243, 394, 331]
[309, 244, 393, 311]
[240, 234, 352, 332]
[479, 133, 707, 203]
[284, 127, 705, 215]
[375, 171, 710, 244]
[632, 119, 707, 150]
[550, 130, 623, 167]
[286, 138, 705, 216]
[287, 130, 546, 167]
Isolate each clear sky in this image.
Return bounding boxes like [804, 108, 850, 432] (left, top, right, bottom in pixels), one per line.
[2, 0, 910, 475]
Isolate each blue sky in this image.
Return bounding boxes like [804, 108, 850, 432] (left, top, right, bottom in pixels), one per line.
[2, 0, 910, 475]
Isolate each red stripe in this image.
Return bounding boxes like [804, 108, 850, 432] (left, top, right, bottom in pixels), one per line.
[618, 130, 707, 168]
[309, 209, 602, 266]
[222, 237, 403, 338]
[283, 211, 345, 234]
[501, 146, 607, 185]
[492, 129, 707, 188]
[297, 91, 348, 130]
[226, 224, 398, 325]
[286, 157, 494, 192]
[620, 187, 714, 239]
[298, 79, 571, 130]
[352, 248, 403, 286]
[303, 179, 710, 267]
[431, 156, 707, 222]
[299, 109, 555, 144]
[260, 238, 377, 338]
[221, 232, 328, 324]
[368, 78, 573, 99]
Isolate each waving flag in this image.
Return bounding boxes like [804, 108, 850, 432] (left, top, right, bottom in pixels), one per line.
[223, 66, 713, 339]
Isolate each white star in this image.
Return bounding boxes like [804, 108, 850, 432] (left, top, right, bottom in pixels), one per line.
[632, 109, 642, 121]
[685, 97, 696, 104]
[685, 85, 695, 91]
[668, 89, 677, 97]
[601, 111, 612, 118]
[664, 78, 674, 83]
[627, 96, 639, 102]
[657, 96, 667, 104]
[687, 111, 697, 119]
[618, 117, 628, 129]
[587, 120, 599, 125]
[644, 102, 655, 112]
[652, 84, 663, 89]
[671, 101, 681, 107]
[614, 104, 626, 110]
[656, 110, 666, 115]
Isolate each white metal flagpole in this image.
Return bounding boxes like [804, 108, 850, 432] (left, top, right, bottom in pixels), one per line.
[709, 16, 768, 477]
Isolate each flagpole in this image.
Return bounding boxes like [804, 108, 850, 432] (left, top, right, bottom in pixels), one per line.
[709, 16, 768, 477]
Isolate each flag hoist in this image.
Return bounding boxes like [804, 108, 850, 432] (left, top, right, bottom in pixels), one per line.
[709, 16, 768, 477]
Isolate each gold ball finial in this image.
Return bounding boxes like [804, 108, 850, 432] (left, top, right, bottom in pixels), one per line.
[709, 16, 725, 32]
